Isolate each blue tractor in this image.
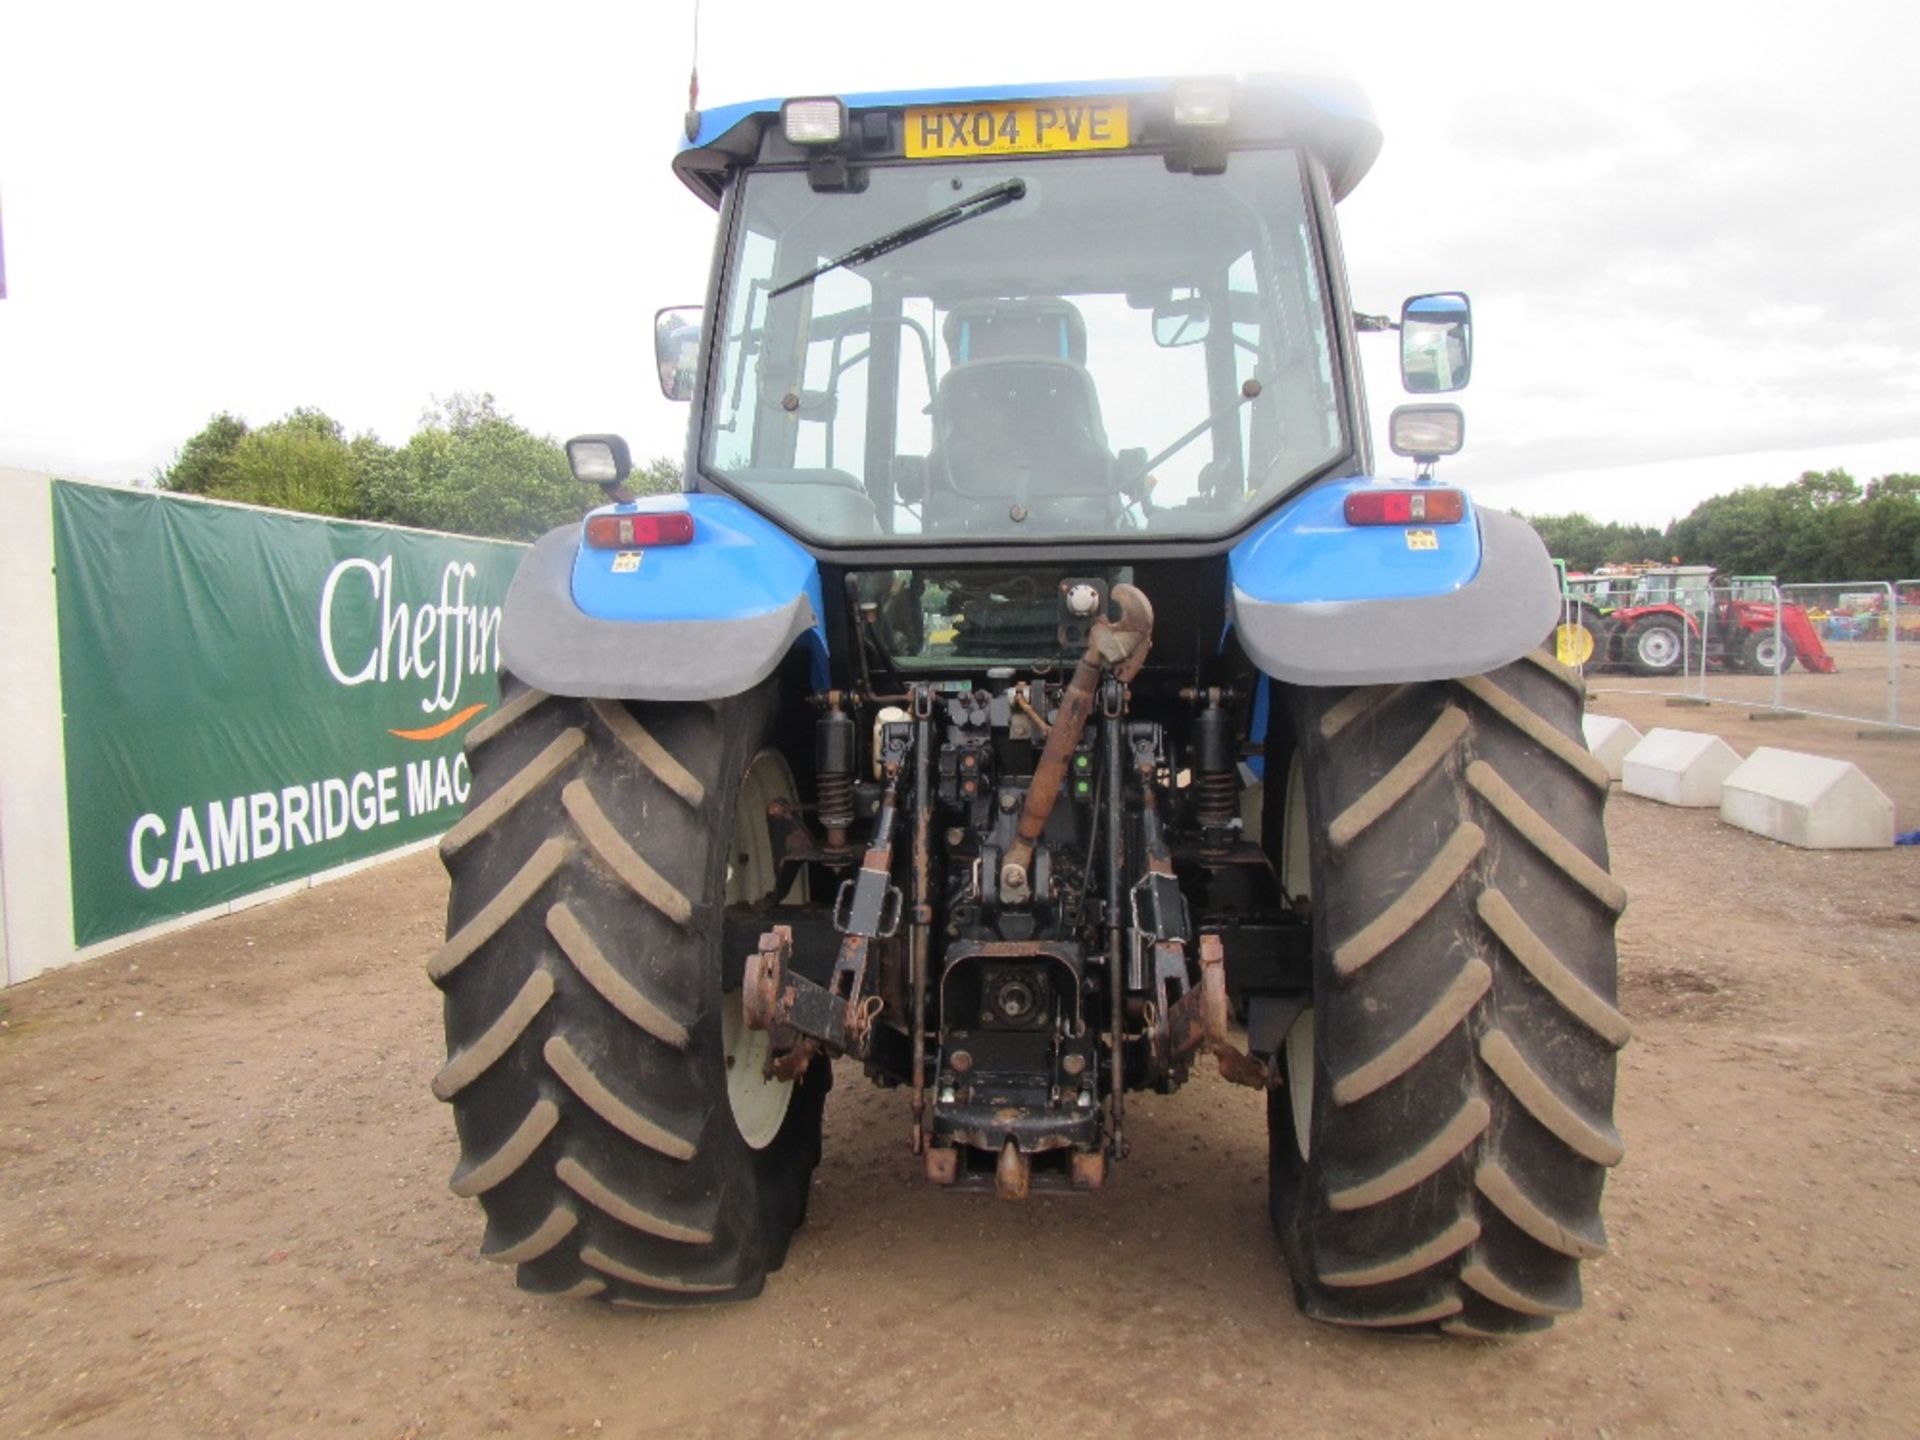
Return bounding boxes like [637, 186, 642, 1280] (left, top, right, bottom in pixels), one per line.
[431, 77, 1626, 1336]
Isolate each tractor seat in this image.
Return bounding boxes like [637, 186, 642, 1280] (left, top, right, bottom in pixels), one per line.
[932, 358, 1114, 499]
[924, 297, 1117, 531]
[942, 297, 1089, 367]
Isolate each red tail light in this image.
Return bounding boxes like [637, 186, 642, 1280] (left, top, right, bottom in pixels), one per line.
[1344, 488, 1465, 526]
[584, 511, 695, 548]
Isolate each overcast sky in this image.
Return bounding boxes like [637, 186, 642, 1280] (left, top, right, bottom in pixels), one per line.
[4, 0, 1916, 524]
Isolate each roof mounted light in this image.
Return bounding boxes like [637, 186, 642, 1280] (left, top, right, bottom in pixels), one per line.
[782, 97, 846, 145]
[1172, 78, 1233, 126]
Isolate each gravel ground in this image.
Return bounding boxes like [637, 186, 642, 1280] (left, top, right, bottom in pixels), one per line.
[1, 729, 1916, 1438]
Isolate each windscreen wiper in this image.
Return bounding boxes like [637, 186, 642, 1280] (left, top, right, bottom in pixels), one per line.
[769, 179, 1026, 299]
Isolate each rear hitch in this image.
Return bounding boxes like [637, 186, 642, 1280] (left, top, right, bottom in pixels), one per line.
[995, 1140, 1031, 1200]
[1164, 933, 1273, 1089]
[742, 730, 913, 1077]
[740, 926, 824, 1083]
[921, 1137, 1106, 1196]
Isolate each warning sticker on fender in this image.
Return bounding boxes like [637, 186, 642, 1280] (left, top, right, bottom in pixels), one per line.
[1405, 529, 1438, 550]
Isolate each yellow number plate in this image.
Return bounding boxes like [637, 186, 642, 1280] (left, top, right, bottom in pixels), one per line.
[905, 100, 1130, 158]
[1405, 528, 1439, 551]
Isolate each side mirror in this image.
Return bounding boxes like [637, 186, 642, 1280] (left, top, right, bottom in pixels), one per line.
[655, 306, 703, 402]
[566, 434, 633, 485]
[1400, 291, 1472, 393]
[1151, 296, 1210, 347]
[1388, 404, 1465, 461]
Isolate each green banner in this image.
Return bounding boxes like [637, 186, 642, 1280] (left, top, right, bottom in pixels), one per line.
[53, 482, 526, 945]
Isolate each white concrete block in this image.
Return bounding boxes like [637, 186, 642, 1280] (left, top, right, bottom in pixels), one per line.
[1621, 727, 1742, 807]
[1719, 747, 1895, 849]
[1581, 715, 1643, 782]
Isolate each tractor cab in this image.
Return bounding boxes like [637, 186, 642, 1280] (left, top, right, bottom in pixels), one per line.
[650, 80, 1454, 552]
[1629, 565, 1715, 614]
[1566, 573, 1633, 608]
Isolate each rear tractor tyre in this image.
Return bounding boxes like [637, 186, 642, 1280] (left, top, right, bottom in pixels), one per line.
[1741, 629, 1793, 675]
[430, 675, 828, 1307]
[1627, 617, 1685, 676]
[1268, 651, 1628, 1336]
[1551, 602, 1611, 671]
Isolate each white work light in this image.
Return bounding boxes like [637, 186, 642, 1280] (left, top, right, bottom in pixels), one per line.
[566, 435, 632, 485]
[1387, 405, 1465, 459]
[782, 97, 847, 145]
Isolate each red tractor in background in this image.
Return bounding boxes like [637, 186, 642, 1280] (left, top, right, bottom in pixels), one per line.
[1580, 566, 1836, 677]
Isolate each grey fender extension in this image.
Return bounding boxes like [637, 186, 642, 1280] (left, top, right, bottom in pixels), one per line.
[499, 527, 819, 702]
[1232, 507, 1560, 687]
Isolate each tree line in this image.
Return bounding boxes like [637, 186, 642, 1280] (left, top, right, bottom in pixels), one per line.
[1518, 469, 1920, 583]
[154, 393, 679, 541]
[157, 408, 1918, 583]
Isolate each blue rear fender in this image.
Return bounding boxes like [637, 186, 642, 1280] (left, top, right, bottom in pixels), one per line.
[1227, 478, 1558, 686]
[498, 493, 829, 702]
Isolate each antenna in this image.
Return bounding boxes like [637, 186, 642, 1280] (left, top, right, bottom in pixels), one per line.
[683, 0, 702, 142]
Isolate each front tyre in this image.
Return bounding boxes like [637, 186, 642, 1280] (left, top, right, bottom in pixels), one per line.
[1269, 652, 1628, 1335]
[430, 676, 827, 1307]
[1741, 628, 1794, 675]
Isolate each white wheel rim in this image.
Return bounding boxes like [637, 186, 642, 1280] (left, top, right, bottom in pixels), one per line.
[1756, 637, 1782, 667]
[1285, 1008, 1315, 1162]
[723, 750, 798, 1150]
[1639, 628, 1677, 666]
[1280, 751, 1310, 902]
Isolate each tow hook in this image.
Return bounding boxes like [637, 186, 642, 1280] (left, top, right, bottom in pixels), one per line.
[995, 1140, 1031, 1200]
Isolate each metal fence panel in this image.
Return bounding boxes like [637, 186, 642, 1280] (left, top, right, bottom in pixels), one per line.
[1585, 576, 1914, 733]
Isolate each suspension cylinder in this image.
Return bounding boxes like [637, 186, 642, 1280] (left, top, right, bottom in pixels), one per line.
[816, 704, 856, 850]
[1193, 700, 1237, 836]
